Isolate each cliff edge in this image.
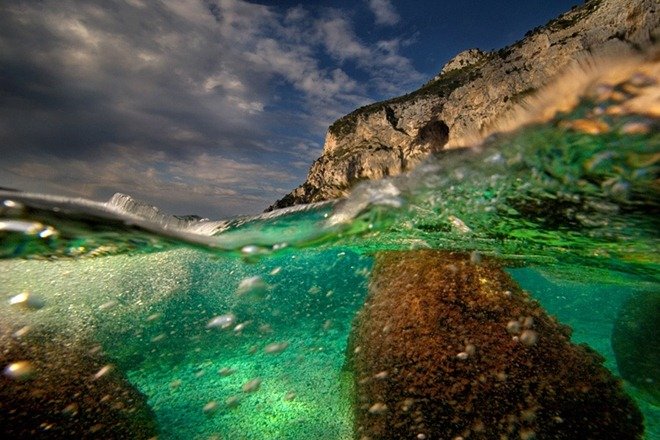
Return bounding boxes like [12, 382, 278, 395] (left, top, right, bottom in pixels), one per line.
[268, 0, 658, 210]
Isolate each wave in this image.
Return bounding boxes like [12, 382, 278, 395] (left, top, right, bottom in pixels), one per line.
[0, 184, 403, 259]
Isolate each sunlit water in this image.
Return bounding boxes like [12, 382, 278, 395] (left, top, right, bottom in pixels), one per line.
[0, 73, 658, 439]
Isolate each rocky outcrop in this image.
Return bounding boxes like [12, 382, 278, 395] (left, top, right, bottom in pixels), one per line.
[438, 48, 487, 76]
[269, 0, 658, 210]
[347, 250, 644, 439]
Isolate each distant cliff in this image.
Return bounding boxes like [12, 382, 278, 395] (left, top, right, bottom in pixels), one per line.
[268, 0, 658, 210]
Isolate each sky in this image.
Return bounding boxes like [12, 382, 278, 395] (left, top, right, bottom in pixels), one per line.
[0, 0, 579, 219]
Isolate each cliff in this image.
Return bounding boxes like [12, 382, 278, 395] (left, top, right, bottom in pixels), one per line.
[268, 0, 658, 210]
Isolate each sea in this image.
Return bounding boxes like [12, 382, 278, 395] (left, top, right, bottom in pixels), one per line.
[0, 68, 658, 439]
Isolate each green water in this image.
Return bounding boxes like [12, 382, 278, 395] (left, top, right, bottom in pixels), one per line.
[0, 88, 658, 438]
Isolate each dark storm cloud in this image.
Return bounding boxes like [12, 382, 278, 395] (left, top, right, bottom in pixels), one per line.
[0, 0, 423, 217]
[0, 0, 271, 160]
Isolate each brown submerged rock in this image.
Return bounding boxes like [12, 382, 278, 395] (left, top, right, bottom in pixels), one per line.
[0, 325, 158, 439]
[348, 250, 643, 440]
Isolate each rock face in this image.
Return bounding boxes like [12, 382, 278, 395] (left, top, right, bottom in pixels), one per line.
[347, 250, 644, 440]
[269, 0, 658, 210]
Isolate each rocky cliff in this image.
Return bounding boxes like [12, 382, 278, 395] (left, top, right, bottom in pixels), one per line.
[269, 0, 658, 210]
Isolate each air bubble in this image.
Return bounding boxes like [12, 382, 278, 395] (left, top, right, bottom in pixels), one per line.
[236, 276, 269, 301]
[620, 121, 651, 135]
[242, 377, 262, 393]
[207, 313, 236, 330]
[270, 267, 282, 275]
[3, 361, 34, 380]
[506, 320, 521, 334]
[218, 367, 236, 376]
[62, 403, 79, 416]
[373, 371, 389, 380]
[226, 395, 241, 407]
[2, 199, 23, 209]
[264, 341, 289, 354]
[368, 402, 387, 415]
[259, 324, 273, 333]
[240, 245, 270, 259]
[0, 220, 43, 234]
[13, 326, 30, 338]
[99, 301, 117, 311]
[38, 226, 57, 238]
[146, 313, 162, 322]
[9, 291, 44, 310]
[93, 364, 113, 380]
[233, 320, 251, 332]
[203, 400, 218, 414]
[520, 330, 538, 346]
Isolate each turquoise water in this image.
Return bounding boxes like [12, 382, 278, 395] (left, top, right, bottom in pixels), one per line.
[0, 78, 658, 438]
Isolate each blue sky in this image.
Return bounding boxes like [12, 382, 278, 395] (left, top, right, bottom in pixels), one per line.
[0, 0, 578, 218]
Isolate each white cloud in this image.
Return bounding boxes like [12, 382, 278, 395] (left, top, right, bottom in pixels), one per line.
[0, 0, 424, 216]
[318, 15, 371, 61]
[367, 0, 400, 26]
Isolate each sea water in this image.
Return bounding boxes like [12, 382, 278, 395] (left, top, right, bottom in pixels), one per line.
[0, 73, 658, 439]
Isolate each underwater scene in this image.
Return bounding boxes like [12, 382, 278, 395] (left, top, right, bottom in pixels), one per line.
[0, 66, 658, 439]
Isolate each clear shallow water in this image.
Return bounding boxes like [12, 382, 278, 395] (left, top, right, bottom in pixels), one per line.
[0, 79, 658, 438]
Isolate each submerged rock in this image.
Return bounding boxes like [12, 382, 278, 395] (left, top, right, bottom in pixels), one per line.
[0, 324, 158, 439]
[612, 291, 660, 404]
[348, 250, 643, 439]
